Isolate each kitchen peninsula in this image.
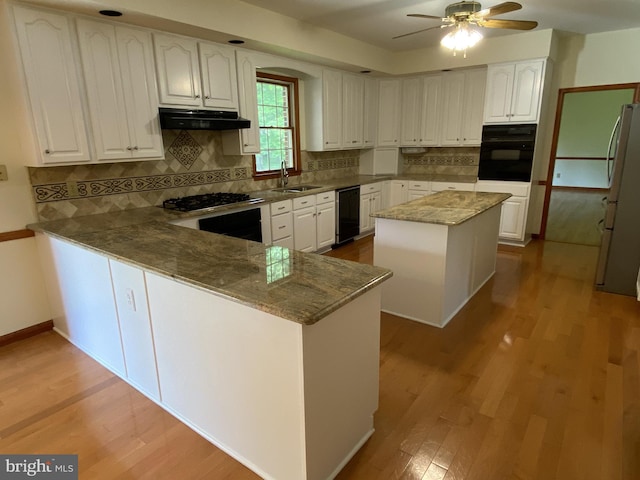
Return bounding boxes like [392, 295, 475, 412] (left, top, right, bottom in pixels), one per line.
[29, 207, 392, 480]
[372, 191, 511, 328]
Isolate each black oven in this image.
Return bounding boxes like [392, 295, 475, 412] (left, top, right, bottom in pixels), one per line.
[478, 124, 537, 182]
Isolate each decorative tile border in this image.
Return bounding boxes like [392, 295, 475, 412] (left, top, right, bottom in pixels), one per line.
[404, 155, 479, 166]
[33, 168, 243, 203]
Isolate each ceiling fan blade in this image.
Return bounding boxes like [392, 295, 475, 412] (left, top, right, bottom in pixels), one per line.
[476, 2, 522, 18]
[407, 13, 444, 20]
[392, 25, 448, 40]
[477, 18, 538, 30]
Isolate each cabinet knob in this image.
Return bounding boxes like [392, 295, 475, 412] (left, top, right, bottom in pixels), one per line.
[133, 146, 139, 150]
[44, 149, 51, 154]
[318, 211, 321, 215]
[195, 94, 200, 99]
[352, 140, 357, 143]
[205, 95, 210, 99]
[127, 146, 132, 151]
[244, 144, 249, 147]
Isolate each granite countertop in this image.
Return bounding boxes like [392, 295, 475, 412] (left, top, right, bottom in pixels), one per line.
[28, 207, 392, 326]
[371, 191, 512, 226]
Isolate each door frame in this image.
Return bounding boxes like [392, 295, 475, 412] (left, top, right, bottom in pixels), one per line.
[539, 83, 640, 239]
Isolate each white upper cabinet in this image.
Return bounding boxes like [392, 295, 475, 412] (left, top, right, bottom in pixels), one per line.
[323, 69, 343, 149]
[441, 68, 486, 146]
[377, 79, 401, 147]
[223, 49, 260, 154]
[199, 42, 238, 110]
[13, 6, 91, 164]
[153, 33, 202, 107]
[342, 73, 364, 148]
[400, 77, 421, 146]
[419, 75, 442, 146]
[363, 77, 378, 148]
[484, 59, 545, 123]
[77, 19, 163, 161]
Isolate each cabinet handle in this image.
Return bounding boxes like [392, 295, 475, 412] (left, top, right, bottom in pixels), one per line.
[313, 213, 317, 217]
[243, 143, 249, 147]
[279, 225, 286, 229]
[44, 149, 51, 154]
[278, 206, 285, 210]
[317, 211, 321, 215]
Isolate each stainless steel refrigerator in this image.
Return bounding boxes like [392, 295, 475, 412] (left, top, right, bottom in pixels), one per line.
[596, 103, 640, 296]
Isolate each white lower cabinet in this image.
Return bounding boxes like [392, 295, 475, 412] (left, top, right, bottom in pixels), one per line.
[407, 180, 432, 200]
[270, 199, 294, 250]
[389, 180, 408, 207]
[293, 192, 336, 252]
[360, 183, 382, 233]
[109, 259, 161, 401]
[475, 180, 530, 243]
[36, 235, 125, 376]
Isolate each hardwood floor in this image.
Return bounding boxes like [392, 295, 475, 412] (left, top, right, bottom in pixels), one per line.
[1, 236, 639, 479]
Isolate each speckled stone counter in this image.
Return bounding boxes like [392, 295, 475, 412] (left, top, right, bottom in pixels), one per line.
[371, 191, 511, 226]
[29, 207, 391, 325]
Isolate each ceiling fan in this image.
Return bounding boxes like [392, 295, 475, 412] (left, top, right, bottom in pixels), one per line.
[393, 1, 538, 40]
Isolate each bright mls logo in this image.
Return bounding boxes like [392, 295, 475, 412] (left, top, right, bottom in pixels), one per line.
[0, 455, 77, 479]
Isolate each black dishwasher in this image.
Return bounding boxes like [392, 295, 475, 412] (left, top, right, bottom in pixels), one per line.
[198, 208, 263, 242]
[335, 186, 360, 246]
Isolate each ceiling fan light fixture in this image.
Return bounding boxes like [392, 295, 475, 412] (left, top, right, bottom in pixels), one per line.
[440, 23, 483, 57]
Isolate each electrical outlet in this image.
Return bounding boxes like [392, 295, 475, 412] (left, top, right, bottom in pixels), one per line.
[0, 164, 8, 181]
[556, 172, 561, 178]
[66, 181, 79, 197]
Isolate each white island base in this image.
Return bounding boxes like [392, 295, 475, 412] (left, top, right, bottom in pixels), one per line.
[374, 205, 501, 328]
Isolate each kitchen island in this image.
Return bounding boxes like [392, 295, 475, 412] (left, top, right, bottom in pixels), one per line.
[29, 207, 392, 480]
[372, 191, 511, 328]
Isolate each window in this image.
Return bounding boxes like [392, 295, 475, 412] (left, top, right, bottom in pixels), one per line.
[254, 72, 301, 178]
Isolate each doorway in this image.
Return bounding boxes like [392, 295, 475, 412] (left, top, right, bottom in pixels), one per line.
[540, 83, 640, 245]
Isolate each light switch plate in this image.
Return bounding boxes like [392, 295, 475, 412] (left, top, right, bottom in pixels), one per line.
[0, 164, 7, 181]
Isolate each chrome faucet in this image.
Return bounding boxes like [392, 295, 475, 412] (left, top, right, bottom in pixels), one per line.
[280, 160, 289, 188]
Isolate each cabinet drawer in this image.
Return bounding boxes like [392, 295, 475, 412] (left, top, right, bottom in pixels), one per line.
[431, 182, 475, 192]
[271, 212, 293, 241]
[293, 195, 316, 210]
[407, 181, 431, 191]
[315, 190, 335, 205]
[271, 199, 292, 215]
[360, 182, 382, 194]
[475, 180, 530, 197]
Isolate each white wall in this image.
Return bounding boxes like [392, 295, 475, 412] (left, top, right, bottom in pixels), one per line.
[0, 0, 51, 335]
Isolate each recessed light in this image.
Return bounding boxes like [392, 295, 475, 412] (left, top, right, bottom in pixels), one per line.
[99, 10, 122, 17]
[228, 39, 245, 45]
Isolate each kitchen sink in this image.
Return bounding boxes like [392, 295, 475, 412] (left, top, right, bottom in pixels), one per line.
[271, 185, 322, 193]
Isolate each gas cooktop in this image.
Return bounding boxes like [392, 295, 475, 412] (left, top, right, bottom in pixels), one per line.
[163, 192, 264, 212]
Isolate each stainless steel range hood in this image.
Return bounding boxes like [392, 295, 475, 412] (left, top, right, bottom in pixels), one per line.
[158, 108, 251, 131]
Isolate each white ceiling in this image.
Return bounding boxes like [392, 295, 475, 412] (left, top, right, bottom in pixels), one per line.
[239, 0, 640, 51]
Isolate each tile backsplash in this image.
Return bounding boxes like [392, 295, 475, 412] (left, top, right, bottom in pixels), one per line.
[29, 130, 360, 221]
[28, 131, 478, 221]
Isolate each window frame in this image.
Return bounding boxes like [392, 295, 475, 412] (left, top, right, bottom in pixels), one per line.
[253, 72, 302, 180]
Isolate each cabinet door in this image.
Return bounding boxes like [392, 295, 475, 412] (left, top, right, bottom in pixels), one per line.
[440, 72, 465, 146]
[110, 259, 160, 401]
[363, 78, 378, 148]
[199, 42, 238, 110]
[377, 79, 401, 147]
[316, 201, 336, 250]
[272, 235, 294, 250]
[359, 193, 371, 232]
[510, 60, 544, 123]
[293, 206, 317, 252]
[116, 26, 164, 159]
[400, 77, 421, 146]
[235, 50, 260, 153]
[13, 6, 91, 164]
[153, 33, 201, 106]
[499, 196, 528, 240]
[389, 181, 408, 207]
[461, 68, 486, 145]
[343, 73, 364, 148]
[419, 75, 442, 146]
[370, 191, 382, 217]
[323, 69, 343, 149]
[483, 64, 515, 123]
[76, 19, 130, 161]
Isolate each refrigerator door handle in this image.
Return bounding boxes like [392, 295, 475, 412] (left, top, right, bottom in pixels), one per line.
[595, 228, 614, 286]
[606, 115, 621, 185]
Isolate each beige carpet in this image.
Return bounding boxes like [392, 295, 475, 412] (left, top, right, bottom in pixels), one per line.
[545, 189, 606, 246]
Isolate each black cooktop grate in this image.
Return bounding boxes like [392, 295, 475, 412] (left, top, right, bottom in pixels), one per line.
[163, 192, 254, 212]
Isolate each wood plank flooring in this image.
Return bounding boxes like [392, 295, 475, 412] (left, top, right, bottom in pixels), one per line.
[1, 236, 639, 479]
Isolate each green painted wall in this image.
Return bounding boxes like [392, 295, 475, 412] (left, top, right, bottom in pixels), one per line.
[557, 89, 635, 157]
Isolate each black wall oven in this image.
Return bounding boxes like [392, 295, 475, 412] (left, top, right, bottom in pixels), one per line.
[478, 124, 537, 182]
